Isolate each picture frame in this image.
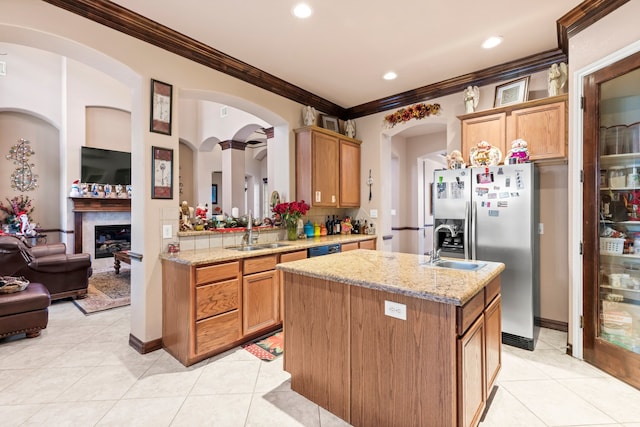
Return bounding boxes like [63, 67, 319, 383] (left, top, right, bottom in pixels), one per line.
[211, 184, 218, 205]
[151, 146, 173, 199]
[321, 115, 340, 133]
[150, 79, 173, 135]
[493, 76, 530, 108]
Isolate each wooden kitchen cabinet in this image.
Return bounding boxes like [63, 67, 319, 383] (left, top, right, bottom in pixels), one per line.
[358, 238, 376, 250]
[295, 125, 362, 208]
[459, 94, 567, 164]
[278, 249, 307, 322]
[243, 255, 279, 336]
[162, 259, 242, 366]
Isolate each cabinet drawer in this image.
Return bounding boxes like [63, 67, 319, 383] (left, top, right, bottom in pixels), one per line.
[196, 279, 239, 320]
[280, 250, 307, 263]
[195, 309, 241, 355]
[244, 255, 277, 275]
[359, 239, 376, 250]
[457, 290, 484, 336]
[196, 261, 240, 285]
[341, 242, 359, 252]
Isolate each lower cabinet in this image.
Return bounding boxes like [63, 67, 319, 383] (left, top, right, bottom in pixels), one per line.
[338, 238, 377, 252]
[242, 255, 279, 335]
[284, 272, 501, 427]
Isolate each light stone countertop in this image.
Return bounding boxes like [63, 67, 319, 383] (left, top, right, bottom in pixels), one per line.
[160, 234, 377, 266]
[276, 249, 505, 306]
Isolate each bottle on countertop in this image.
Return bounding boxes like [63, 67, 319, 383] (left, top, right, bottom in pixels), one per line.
[361, 220, 368, 235]
[314, 222, 320, 237]
[352, 219, 360, 234]
[326, 216, 333, 235]
[334, 216, 341, 234]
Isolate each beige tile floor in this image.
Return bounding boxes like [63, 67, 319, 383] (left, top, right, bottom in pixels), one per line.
[1, 300, 639, 426]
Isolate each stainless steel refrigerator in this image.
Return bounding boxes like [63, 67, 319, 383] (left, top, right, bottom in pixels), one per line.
[432, 163, 539, 350]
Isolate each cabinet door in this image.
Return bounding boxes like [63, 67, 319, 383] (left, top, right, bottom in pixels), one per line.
[312, 132, 339, 207]
[458, 314, 485, 427]
[484, 295, 501, 394]
[461, 113, 506, 164]
[341, 242, 359, 252]
[339, 139, 360, 207]
[510, 101, 566, 161]
[243, 270, 279, 335]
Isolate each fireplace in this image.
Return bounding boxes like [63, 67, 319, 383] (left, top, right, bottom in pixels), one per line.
[94, 224, 131, 258]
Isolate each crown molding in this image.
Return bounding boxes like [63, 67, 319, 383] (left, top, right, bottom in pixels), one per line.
[43, 0, 623, 119]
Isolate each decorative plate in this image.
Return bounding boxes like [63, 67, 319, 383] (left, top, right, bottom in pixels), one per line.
[469, 143, 503, 167]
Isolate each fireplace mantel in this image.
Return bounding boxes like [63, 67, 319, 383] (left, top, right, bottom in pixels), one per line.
[71, 197, 131, 253]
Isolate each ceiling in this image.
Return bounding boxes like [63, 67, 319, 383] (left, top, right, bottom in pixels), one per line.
[108, 0, 581, 110]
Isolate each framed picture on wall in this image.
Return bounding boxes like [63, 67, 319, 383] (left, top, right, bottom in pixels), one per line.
[150, 79, 172, 135]
[152, 146, 173, 199]
[493, 76, 529, 107]
[211, 184, 218, 205]
[320, 115, 340, 133]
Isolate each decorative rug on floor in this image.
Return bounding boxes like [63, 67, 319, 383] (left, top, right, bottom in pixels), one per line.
[72, 269, 130, 315]
[242, 330, 283, 361]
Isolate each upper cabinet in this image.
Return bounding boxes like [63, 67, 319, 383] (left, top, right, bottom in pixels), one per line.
[294, 126, 361, 208]
[459, 94, 567, 164]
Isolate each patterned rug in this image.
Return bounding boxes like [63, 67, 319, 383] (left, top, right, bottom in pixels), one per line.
[72, 269, 130, 315]
[242, 330, 283, 361]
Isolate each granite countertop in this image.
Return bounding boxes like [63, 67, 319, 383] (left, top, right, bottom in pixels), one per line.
[160, 234, 376, 266]
[276, 250, 505, 306]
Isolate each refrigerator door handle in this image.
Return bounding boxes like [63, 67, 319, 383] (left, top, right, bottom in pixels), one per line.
[471, 201, 477, 260]
[464, 201, 470, 260]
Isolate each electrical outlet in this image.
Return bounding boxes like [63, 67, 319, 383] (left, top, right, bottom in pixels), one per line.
[163, 224, 172, 238]
[384, 301, 406, 320]
[538, 223, 544, 235]
[370, 209, 378, 218]
[390, 209, 396, 216]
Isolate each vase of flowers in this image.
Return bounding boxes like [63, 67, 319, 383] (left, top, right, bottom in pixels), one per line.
[0, 195, 34, 233]
[272, 200, 310, 241]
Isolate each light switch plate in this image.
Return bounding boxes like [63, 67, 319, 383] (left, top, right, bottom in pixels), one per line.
[538, 223, 544, 235]
[163, 224, 172, 238]
[370, 209, 378, 218]
[384, 300, 406, 320]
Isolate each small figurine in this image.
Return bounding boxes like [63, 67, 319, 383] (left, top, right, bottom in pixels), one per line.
[126, 185, 132, 198]
[463, 86, 480, 114]
[446, 150, 466, 169]
[302, 105, 316, 126]
[179, 201, 194, 231]
[195, 202, 208, 220]
[345, 119, 356, 138]
[91, 183, 99, 197]
[548, 63, 568, 96]
[104, 184, 112, 198]
[69, 180, 81, 197]
[341, 217, 353, 235]
[505, 139, 530, 164]
[115, 184, 124, 198]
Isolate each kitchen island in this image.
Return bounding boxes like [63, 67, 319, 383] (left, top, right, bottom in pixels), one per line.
[277, 250, 505, 427]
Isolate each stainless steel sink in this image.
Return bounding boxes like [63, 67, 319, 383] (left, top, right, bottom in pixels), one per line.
[431, 260, 487, 271]
[226, 242, 290, 251]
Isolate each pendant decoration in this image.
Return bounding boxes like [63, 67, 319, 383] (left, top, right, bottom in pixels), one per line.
[367, 169, 374, 201]
[6, 138, 38, 191]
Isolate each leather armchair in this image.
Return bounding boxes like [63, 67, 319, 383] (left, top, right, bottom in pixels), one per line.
[0, 235, 92, 300]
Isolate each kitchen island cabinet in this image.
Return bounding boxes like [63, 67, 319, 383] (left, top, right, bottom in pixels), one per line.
[279, 250, 504, 427]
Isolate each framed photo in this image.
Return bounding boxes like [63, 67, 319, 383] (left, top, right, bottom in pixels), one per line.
[152, 146, 173, 199]
[493, 76, 530, 108]
[211, 184, 218, 205]
[150, 79, 172, 135]
[321, 115, 340, 133]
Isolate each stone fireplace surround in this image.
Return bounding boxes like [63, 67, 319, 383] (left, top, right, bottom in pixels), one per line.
[71, 198, 131, 271]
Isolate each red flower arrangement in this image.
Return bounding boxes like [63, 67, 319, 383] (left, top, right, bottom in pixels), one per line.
[272, 200, 310, 226]
[383, 102, 441, 128]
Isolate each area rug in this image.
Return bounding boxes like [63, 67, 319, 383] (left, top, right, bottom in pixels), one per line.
[72, 269, 130, 315]
[242, 330, 283, 361]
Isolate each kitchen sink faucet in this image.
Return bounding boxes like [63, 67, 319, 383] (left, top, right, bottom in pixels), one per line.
[243, 210, 259, 246]
[430, 223, 459, 263]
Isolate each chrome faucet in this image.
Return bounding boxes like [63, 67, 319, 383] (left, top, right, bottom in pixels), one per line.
[243, 210, 259, 246]
[431, 224, 459, 263]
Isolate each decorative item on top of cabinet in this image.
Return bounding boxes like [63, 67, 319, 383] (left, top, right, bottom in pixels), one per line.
[294, 126, 361, 208]
[459, 94, 567, 165]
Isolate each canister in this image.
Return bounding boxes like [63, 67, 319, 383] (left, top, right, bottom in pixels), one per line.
[605, 125, 629, 154]
[608, 166, 626, 188]
[627, 167, 640, 187]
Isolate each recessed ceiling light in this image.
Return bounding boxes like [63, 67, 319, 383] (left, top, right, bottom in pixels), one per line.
[482, 36, 503, 49]
[383, 72, 397, 81]
[292, 3, 312, 18]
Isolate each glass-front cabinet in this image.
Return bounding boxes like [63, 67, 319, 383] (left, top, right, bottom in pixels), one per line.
[584, 50, 640, 390]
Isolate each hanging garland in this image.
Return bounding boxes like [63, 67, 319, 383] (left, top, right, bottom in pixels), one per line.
[383, 103, 441, 129]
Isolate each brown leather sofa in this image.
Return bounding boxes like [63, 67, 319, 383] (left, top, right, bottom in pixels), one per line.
[0, 235, 92, 300]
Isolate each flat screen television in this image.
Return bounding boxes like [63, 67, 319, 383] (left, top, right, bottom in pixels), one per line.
[81, 146, 131, 185]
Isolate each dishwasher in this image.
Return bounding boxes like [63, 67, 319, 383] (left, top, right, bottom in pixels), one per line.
[308, 243, 341, 257]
